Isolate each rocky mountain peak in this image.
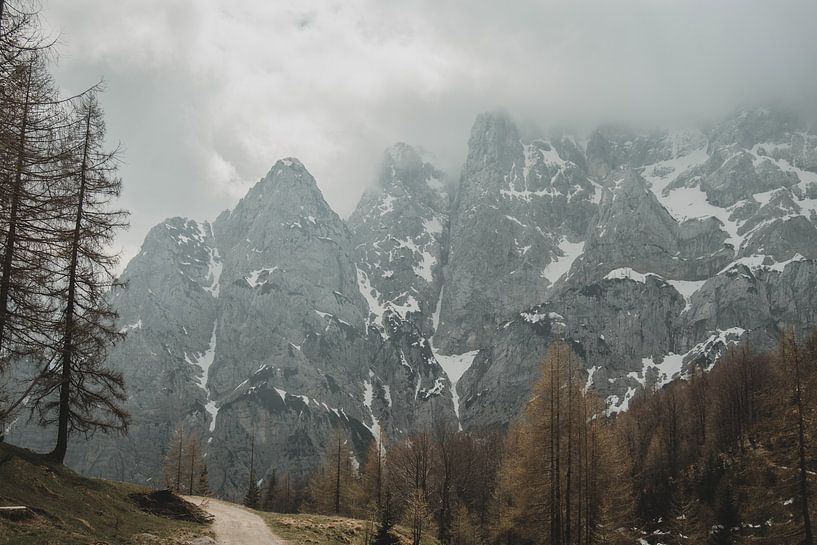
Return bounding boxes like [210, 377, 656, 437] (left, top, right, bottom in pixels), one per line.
[215, 158, 347, 254]
[708, 107, 799, 152]
[383, 142, 425, 174]
[349, 143, 448, 336]
[464, 110, 522, 177]
[378, 142, 446, 198]
[249, 157, 333, 213]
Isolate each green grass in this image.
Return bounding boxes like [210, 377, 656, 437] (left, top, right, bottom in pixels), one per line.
[0, 442, 213, 545]
[258, 511, 439, 545]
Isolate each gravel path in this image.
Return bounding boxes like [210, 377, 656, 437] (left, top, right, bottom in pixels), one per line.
[185, 496, 284, 545]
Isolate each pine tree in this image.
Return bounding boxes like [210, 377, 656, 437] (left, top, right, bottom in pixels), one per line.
[361, 437, 385, 510]
[709, 481, 739, 545]
[262, 469, 277, 511]
[492, 339, 634, 545]
[372, 488, 400, 545]
[780, 328, 814, 545]
[665, 484, 707, 545]
[0, 1, 72, 388]
[5, 87, 130, 463]
[0, 3, 78, 432]
[0, 51, 64, 369]
[196, 463, 210, 496]
[387, 431, 433, 545]
[244, 476, 260, 509]
[37, 92, 128, 463]
[305, 428, 361, 516]
[162, 427, 201, 492]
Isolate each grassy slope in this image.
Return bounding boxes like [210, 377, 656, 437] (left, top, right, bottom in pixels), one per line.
[0, 442, 212, 545]
[258, 511, 440, 545]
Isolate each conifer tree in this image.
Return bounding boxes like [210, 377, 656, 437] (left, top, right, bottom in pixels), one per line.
[305, 428, 360, 516]
[262, 469, 277, 511]
[665, 485, 707, 545]
[372, 487, 400, 545]
[244, 477, 260, 509]
[493, 339, 634, 545]
[244, 433, 260, 509]
[361, 437, 385, 510]
[0, 51, 64, 369]
[779, 328, 814, 545]
[162, 427, 201, 492]
[196, 463, 210, 496]
[33, 91, 129, 463]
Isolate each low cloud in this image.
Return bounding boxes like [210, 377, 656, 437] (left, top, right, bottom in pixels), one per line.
[42, 0, 817, 264]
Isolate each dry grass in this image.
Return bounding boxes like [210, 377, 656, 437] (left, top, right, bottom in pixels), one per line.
[259, 512, 369, 545]
[258, 511, 440, 545]
[0, 442, 214, 545]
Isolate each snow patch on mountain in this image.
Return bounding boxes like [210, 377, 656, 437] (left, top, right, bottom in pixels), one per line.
[187, 321, 218, 431]
[356, 267, 387, 329]
[604, 268, 661, 283]
[720, 253, 808, 275]
[541, 239, 585, 283]
[433, 350, 479, 430]
[119, 319, 143, 333]
[664, 279, 707, 311]
[245, 267, 279, 288]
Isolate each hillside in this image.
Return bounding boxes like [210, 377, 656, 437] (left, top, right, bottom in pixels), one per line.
[0, 443, 213, 545]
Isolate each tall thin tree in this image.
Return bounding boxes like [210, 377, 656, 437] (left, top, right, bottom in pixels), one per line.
[29, 92, 129, 463]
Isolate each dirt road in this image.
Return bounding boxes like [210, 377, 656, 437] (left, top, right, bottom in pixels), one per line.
[185, 496, 284, 545]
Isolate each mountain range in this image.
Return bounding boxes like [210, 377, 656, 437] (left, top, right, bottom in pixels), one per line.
[9, 106, 817, 497]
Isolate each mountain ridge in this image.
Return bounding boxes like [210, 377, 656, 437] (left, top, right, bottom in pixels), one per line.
[7, 105, 817, 497]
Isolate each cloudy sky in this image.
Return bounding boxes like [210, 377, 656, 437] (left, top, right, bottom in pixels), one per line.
[42, 0, 817, 265]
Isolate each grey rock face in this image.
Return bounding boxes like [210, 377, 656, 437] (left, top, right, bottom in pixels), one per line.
[456, 107, 817, 422]
[348, 143, 449, 336]
[207, 159, 366, 397]
[437, 112, 599, 354]
[459, 274, 686, 427]
[568, 169, 732, 283]
[585, 127, 707, 179]
[204, 159, 455, 496]
[7, 217, 221, 482]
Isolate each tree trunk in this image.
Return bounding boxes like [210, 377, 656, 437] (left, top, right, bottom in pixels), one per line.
[549, 355, 557, 544]
[50, 102, 92, 464]
[189, 448, 196, 495]
[0, 63, 31, 354]
[176, 432, 183, 491]
[565, 362, 573, 545]
[793, 339, 814, 545]
[554, 350, 562, 545]
[334, 435, 341, 514]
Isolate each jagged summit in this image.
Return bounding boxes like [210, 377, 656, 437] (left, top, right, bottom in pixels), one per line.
[244, 157, 334, 212]
[708, 106, 801, 151]
[377, 142, 446, 195]
[349, 143, 448, 335]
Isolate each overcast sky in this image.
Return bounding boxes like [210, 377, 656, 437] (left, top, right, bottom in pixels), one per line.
[41, 0, 817, 265]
